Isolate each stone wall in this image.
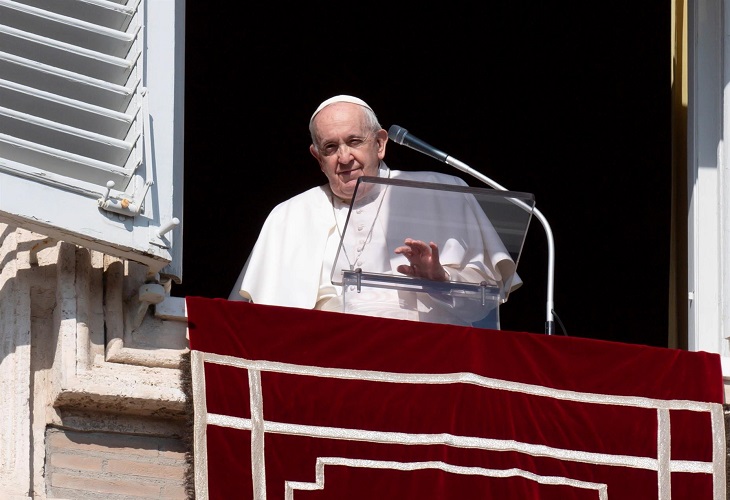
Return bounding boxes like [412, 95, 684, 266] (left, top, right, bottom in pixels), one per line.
[45, 429, 188, 499]
[0, 225, 189, 499]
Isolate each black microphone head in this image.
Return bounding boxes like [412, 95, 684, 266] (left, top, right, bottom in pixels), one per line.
[387, 125, 408, 144]
[385, 124, 449, 163]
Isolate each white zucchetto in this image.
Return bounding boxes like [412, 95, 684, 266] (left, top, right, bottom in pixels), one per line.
[310, 95, 373, 124]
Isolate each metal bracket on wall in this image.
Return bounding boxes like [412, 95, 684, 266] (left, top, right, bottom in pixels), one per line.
[97, 179, 153, 217]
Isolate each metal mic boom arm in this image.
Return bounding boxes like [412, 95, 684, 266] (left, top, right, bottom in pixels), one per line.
[388, 125, 556, 335]
[446, 156, 555, 335]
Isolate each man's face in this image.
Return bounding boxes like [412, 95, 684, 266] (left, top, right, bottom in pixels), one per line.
[309, 103, 387, 201]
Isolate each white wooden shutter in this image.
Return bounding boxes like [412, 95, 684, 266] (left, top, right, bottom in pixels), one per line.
[0, 0, 184, 281]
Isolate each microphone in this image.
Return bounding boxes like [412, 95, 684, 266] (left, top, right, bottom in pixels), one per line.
[388, 124, 558, 335]
[387, 125, 448, 163]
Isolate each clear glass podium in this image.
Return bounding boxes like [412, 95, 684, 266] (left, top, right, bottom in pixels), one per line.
[330, 176, 534, 329]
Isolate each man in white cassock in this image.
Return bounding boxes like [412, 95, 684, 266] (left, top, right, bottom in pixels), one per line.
[229, 95, 521, 327]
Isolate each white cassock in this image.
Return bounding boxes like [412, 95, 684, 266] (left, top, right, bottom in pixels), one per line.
[229, 163, 522, 327]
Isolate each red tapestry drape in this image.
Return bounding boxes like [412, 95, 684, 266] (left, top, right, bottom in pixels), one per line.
[186, 297, 726, 500]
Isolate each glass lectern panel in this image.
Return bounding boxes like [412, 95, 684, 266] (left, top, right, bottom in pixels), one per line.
[330, 176, 534, 329]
